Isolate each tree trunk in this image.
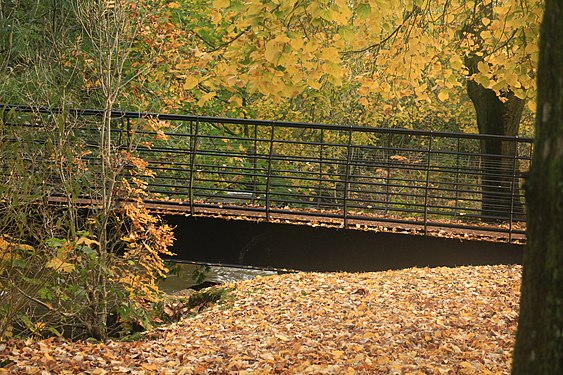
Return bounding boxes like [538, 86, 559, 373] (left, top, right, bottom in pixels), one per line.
[465, 62, 525, 221]
[511, 0, 563, 373]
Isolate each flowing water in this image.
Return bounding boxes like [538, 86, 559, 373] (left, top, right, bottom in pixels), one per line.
[158, 263, 277, 293]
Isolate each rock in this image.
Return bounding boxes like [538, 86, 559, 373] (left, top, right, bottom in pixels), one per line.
[189, 280, 221, 291]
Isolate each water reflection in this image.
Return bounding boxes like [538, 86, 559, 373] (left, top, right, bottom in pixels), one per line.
[159, 263, 277, 293]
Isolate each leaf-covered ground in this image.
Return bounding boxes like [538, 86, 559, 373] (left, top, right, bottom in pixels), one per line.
[1, 265, 522, 374]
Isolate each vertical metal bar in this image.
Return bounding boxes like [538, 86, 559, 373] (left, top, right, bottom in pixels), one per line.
[252, 123, 258, 202]
[343, 127, 353, 228]
[385, 134, 391, 214]
[508, 138, 519, 242]
[265, 122, 276, 221]
[423, 133, 433, 234]
[1, 108, 6, 139]
[188, 120, 200, 216]
[126, 117, 131, 151]
[317, 128, 324, 208]
[117, 117, 124, 147]
[454, 137, 461, 218]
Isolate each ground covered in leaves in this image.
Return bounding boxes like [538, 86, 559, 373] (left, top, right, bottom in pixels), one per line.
[1, 265, 522, 374]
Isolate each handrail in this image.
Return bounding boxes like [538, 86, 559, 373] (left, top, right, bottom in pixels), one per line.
[0, 103, 534, 142]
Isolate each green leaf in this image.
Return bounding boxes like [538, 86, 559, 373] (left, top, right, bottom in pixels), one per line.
[13, 259, 27, 268]
[357, 3, 371, 19]
[338, 26, 355, 42]
[79, 245, 95, 256]
[45, 237, 65, 249]
[39, 287, 53, 300]
[48, 327, 62, 337]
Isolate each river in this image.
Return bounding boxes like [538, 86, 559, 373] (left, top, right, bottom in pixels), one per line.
[158, 262, 278, 293]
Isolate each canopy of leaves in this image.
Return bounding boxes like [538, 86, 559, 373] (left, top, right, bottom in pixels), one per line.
[0, 0, 542, 134]
[134, 0, 541, 134]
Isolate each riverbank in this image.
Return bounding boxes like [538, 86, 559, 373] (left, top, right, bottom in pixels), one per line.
[1, 265, 521, 374]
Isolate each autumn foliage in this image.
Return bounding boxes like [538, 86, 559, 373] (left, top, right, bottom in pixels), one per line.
[1, 265, 521, 373]
[132, 0, 541, 136]
[0, 107, 175, 340]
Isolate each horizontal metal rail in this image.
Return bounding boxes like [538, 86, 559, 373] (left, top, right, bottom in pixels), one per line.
[1, 104, 532, 241]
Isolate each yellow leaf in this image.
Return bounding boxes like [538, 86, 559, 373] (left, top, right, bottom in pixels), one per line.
[46, 258, 75, 273]
[477, 61, 489, 74]
[331, 350, 344, 360]
[437, 90, 449, 102]
[321, 47, 339, 62]
[525, 43, 538, 55]
[275, 333, 290, 341]
[459, 361, 476, 374]
[229, 96, 243, 106]
[451, 57, 463, 71]
[175, 63, 191, 70]
[167, 2, 181, 9]
[246, 3, 263, 16]
[211, 9, 222, 24]
[184, 76, 199, 90]
[333, 8, 351, 25]
[474, 74, 490, 88]
[212, 0, 230, 8]
[505, 72, 521, 88]
[141, 363, 159, 371]
[75, 237, 99, 247]
[264, 40, 282, 63]
[307, 79, 321, 90]
[480, 30, 492, 40]
[290, 37, 304, 50]
[527, 100, 536, 112]
[197, 91, 216, 107]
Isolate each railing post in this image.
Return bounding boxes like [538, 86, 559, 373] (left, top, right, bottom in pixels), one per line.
[188, 120, 200, 216]
[117, 117, 124, 147]
[423, 133, 433, 234]
[265, 122, 275, 221]
[317, 128, 324, 209]
[508, 138, 519, 242]
[126, 117, 132, 151]
[385, 134, 391, 214]
[252, 123, 258, 203]
[454, 137, 461, 218]
[1, 109, 6, 140]
[1, 107, 6, 138]
[343, 126, 353, 228]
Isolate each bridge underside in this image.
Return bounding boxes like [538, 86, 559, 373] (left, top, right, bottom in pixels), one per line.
[165, 215, 523, 272]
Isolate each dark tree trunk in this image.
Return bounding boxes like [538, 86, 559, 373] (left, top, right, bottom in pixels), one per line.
[511, 0, 563, 373]
[465, 61, 525, 221]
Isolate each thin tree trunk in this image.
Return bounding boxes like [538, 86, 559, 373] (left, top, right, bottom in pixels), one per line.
[511, 0, 563, 372]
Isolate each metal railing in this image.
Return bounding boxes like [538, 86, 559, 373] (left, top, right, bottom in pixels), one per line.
[0, 104, 533, 240]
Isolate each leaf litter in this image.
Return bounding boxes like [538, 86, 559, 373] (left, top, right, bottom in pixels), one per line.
[1, 265, 522, 374]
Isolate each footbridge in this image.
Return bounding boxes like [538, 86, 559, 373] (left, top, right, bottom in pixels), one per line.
[1, 105, 532, 244]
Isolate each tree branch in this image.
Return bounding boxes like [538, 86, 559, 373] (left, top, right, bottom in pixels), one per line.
[198, 26, 251, 53]
[342, 11, 415, 56]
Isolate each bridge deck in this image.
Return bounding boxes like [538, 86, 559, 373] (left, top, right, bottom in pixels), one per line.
[143, 200, 526, 244]
[47, 195, 525, 243]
